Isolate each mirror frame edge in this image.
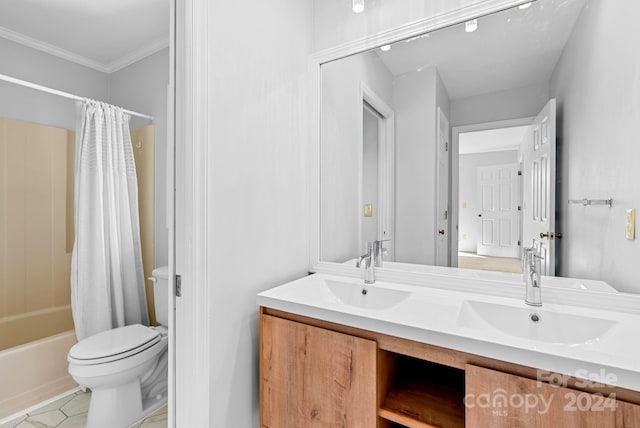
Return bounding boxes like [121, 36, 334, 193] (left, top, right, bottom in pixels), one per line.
[309, 0, 535, 280]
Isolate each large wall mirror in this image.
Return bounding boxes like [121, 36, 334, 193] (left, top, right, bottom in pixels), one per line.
[318, 0, 640, 294]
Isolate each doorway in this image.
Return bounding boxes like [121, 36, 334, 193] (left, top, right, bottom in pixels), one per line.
[362, 103, 382, 250]
[451, 119, 533, 273]
[359, 83, 395, 260]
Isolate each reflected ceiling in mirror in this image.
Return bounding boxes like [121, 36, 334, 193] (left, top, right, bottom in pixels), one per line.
[319, 0, 640, 294]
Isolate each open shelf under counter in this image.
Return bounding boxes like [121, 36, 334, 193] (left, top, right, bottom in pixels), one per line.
[379, 352, 465, 428]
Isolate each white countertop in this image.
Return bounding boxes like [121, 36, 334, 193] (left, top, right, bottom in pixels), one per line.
[257, 273, 640, 391]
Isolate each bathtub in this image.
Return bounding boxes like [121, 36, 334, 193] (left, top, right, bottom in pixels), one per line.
[0, 330, 78, 419]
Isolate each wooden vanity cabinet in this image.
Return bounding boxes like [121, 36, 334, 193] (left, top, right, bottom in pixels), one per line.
[260, 314, 377, 427]
[465, 365, 623, 427]
[618, 403, 640, 427]
[260, 308, 640, 428]
[465, 365, 640, 427]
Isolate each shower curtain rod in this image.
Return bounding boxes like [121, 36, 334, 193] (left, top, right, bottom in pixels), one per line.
[0, 73, 154, 121]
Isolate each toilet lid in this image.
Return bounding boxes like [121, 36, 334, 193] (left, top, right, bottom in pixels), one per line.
[69, 324, 161, 363]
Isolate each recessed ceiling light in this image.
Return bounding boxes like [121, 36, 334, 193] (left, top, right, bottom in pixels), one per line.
[465, 19, 478, 33]
[352, 0, 364, 13]
[380, 45, 391, 52]
[519, 2, 532, 9]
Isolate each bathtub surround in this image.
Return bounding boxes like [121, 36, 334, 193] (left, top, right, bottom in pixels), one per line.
[131, 125, 157, 326]
[0, 118, 75, 350]
[0, 117, 157, 349]
[71, 101, 149, 340]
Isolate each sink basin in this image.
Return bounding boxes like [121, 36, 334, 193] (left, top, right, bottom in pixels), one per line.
[456, 300, 618, 345]
[325, 280, 410, 310]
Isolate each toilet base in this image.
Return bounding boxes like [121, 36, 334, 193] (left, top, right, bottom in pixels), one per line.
[86, 380, 142, 428]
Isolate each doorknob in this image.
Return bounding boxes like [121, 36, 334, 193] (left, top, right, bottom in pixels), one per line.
[478, 214, 482, 217]
[438, 229, 445, 235]
[540, 232, 562, 239]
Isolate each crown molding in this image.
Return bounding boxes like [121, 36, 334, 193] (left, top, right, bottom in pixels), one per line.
[310, 0, 535, 64]
[0, 25, 109, 72]
[104, 37, 169, 73]
[0, 25, 168, 74]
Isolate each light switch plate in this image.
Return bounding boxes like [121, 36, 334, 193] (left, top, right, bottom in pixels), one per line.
[626, 208, 635, 240]
[364, 203, 373, 217]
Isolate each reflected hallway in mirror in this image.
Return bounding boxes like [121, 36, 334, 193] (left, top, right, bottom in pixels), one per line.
[317, 0, 640, 294]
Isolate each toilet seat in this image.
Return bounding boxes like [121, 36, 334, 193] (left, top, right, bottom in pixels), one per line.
[69, 324, 161, 366]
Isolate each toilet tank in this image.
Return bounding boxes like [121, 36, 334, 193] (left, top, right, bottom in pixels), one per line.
[152, 266, 169, 326]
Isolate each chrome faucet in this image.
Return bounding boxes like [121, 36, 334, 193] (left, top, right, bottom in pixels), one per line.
[372, 239, 390, 267]
[356, 242, 375, 284]
[356, 240, 390, 284]
[523, 247, 542, 306]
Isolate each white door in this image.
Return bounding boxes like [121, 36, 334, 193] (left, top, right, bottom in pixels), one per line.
[522, 99, 556, 275]
[476, 163, 520, 258]
[435, 107, 450, 266]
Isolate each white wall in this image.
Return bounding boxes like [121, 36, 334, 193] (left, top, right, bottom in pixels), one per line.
[458, 150, 518, 252]
[0, 38, 108, 130]
[200, 1, 314, 425]
[394, 67, 449, 264]
[321, 51, 394, 262]
[550, 0, 640, 293]
[450, 82, 549, 127]
[108, 49, 170, 267]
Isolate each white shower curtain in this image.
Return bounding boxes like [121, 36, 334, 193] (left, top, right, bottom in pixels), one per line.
[71, 100, 149, 341]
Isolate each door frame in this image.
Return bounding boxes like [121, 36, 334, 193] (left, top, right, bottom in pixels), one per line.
[450, 117, 534, 266]
[173, 0, 212, 426]
[435, 107, 450, 266]
[167, 2, 176, 427]
[359, 82, 395, 259]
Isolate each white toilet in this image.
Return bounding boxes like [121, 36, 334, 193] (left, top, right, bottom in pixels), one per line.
[67, 266, 170, 428]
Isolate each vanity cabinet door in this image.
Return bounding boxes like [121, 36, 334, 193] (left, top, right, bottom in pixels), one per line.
[617, 402, 640, 427]
[465, 365, 617, 427]
[260, 314, 377, 427]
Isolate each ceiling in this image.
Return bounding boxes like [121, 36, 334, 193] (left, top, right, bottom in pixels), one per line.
[376, 0, 587, 100]
[459, 126, 531, 154]
[0, 0, 169, 74]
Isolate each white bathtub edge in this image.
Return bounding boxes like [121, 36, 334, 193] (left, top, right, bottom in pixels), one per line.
[0, 330, 78, 420]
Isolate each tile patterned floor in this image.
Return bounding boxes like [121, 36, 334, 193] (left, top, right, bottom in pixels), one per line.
[0, 390, 167, 428]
